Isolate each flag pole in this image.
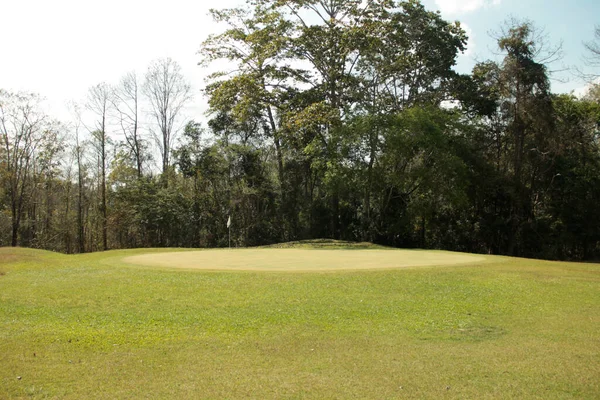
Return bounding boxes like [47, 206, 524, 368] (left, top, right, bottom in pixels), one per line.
[227, 215, 231, 249]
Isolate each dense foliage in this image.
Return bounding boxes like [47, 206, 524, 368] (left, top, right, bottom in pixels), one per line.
[1, 0, 599, 260]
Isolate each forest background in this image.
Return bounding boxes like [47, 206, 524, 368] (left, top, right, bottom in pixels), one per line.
[2, 0, 600, 260]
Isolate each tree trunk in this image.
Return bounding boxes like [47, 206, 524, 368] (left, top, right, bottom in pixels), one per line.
[11, 218, 18, 247]
[101, 152, 107, 251]
[64, 180, 72, 253]
[266, 105, 284, 190]
[77, 152, 85, 253]
[364, 128, 378, 241]
[101, 114, 108, 251]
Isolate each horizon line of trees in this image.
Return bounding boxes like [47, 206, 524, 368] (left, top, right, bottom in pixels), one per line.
[1, 0, 600, 261]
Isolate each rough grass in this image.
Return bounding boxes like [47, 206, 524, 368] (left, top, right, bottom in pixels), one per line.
[0, 244, 599, 399]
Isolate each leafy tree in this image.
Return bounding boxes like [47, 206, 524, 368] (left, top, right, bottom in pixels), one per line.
[542, 94, 600, 259]
[465, 20, 558, 255]
[0, 90, 60, 246]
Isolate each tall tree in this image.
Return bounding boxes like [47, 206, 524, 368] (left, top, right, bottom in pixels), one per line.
[544, 94, 600, 259]
[498, 21, 558, 255]
[112, 71, 146, 178]
[0, 90, 58, 246]
[460, 20, 560, 255]
[201, 7, 293, 191]
[203, 0, 468, 239]
[71, 106, 88, 253]
[86, 83, 112, 251]
[143, 58, 192, 175]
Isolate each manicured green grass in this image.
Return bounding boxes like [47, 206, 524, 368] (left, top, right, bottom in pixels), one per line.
[1, 244, 599, 399]
[123, 247, 486, 271]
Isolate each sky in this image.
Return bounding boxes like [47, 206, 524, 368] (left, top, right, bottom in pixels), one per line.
[425, 0, 600, 94]
[1, 0, 599, 122]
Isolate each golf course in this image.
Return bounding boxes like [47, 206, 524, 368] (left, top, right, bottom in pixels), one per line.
[1, 241, 599, 398]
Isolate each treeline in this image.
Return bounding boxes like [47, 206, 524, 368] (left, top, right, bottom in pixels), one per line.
[1, 0, 600, 260]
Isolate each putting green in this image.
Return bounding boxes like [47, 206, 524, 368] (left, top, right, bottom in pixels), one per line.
[123, 249, 487, 271]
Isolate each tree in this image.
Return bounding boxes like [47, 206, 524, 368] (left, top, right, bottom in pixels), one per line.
[173, 121, 206, 245]
[86, 82, 112, 251]
[203, 0, 468, 240]
[543, 94, 600, 259]
[68, 102, 88, 253]
[580, 25, 600, 81]
[496, 21, 557, 255]
[201, 6, 293, 191]
[112, 71, 147, 178]
[0, 90, 59, 246]
[457, 20, 560, 256]
[352, 1, 467, 238]
[28, 118, 64, 249]
[143, 58, 192, 175]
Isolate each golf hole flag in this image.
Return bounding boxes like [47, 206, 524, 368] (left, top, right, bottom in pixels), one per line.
[227, 215, 231, 228]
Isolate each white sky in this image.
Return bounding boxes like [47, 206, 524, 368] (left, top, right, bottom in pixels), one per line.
[434, 0, 501, 15]
[1, 0, 593, 124]
[0, 0, 242, 120]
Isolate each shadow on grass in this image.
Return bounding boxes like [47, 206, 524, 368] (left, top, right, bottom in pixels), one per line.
[259, 239, 392, 250]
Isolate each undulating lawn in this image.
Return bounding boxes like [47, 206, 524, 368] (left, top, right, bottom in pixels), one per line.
[0, 243, 599, 399]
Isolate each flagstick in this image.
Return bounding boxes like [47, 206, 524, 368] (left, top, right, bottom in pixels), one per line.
[227, 215, 231, 249]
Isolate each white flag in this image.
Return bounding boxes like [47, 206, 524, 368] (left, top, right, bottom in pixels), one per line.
[227, 215, 231, 228]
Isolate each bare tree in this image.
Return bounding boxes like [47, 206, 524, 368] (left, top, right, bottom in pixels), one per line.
[112, 71, 145, 177]
[143, 58, 192, 175]
[68, 101, 88, 253]
[86, 83, 111, 251]
[582, 25, 600, 81]
[0, 90, 55, 246]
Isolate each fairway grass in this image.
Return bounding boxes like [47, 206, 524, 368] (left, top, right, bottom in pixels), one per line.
[123, 248, 486, 271]
[1, 245, 599, 398]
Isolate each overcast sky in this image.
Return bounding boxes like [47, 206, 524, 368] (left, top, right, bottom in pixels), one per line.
[1, 0, 599, 122]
